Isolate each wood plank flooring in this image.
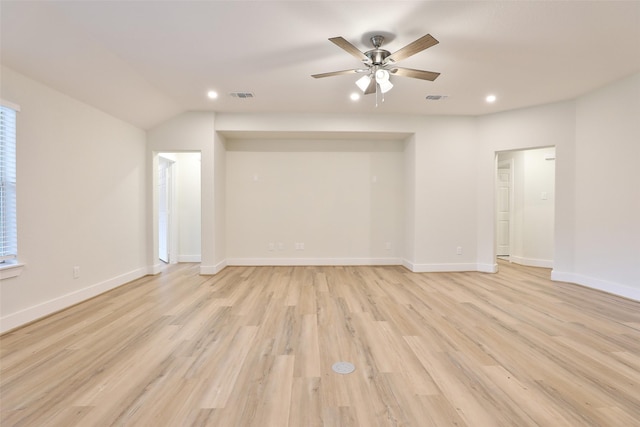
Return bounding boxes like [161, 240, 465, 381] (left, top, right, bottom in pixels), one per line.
[1, 262, 639, 426]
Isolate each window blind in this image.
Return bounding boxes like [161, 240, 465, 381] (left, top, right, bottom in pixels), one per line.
[0, 104, 17, 261]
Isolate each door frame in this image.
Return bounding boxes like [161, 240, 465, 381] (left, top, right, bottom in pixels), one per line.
[158, 154, 176, 264]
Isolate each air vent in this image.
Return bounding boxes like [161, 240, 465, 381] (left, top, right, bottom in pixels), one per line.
[425, 95, 448, 101]
[229, 92, 255, 99]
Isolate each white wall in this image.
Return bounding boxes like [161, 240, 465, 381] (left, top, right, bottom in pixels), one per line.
[213, 133, 226, 270]
[554, 73, 640, 299]
[410, 117, 480, 272]
[403, 135, 417, 267]
[0, 67, 148, 332]
[522, 148, 555, 265]
[175, 152, 201, 262]
[225, 139, 404, 265]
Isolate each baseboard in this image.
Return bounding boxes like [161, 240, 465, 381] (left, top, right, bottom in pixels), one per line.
[402, 259, 414, 271]
[409, 262, 489, 273]
[511, 256, 553, 268]
[149, 263, 165, 275]
[178, 255, 201, 263]
[551, 270, 640, 302]
[0, 267, 148, 334]
[200, 259, 227, 275]
[477, 263, 499, 273]
[225, 257, 403, 267]
[402, 260, 496, 273]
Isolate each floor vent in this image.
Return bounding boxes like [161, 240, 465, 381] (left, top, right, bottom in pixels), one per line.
[332, 361, 355, 375]
[229, 92, 255, 99]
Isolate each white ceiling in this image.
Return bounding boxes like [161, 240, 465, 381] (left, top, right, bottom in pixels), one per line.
[1, 1, 639, 130]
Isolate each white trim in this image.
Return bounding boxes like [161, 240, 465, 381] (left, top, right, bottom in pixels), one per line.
[410, 262, 489, 273]
[225, 257, 403, 267]
[149, 262, 165, 275]
[0, 262, 25, 280]
[403, 261, 497, 273]
[510, 256, 553, 268]
[551, 270, 640, 302]
[0, 99, 20, 111]
[477, 263, 499, 273]
[0, 267, 148, 333]
[200, 260, 227, 275]
[177, 254, 202, 263]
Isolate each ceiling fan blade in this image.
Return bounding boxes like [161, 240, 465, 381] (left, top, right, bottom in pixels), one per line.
[364, 78, 377, 94]
[329, 36, 369, 62]
[311, 69, 359, 78]
[385, 34, 439, 63]
[390, 67, 440, 81]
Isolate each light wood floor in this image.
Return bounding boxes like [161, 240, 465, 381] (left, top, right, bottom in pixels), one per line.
[1, 262, 639, 426]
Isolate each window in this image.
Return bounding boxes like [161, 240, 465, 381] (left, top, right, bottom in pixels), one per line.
[1, 101, 18, 272]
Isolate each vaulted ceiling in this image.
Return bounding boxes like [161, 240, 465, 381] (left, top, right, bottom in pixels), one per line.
[2, 1, 639, 129]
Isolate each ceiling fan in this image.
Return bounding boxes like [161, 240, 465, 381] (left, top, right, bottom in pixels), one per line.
[312, 34, 441, 97]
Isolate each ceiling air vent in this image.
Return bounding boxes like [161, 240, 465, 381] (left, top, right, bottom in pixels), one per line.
[425, 95, 448, 101]
[229, 92, 255, 99]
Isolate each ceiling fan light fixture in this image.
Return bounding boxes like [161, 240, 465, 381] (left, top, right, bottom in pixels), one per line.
[375, 69, 390, 82]
[356, 75, 372, 92]
[378, 78, 393, 94]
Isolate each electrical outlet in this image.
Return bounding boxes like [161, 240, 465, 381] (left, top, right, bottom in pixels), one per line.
[73, 266, 80, 279]
[456, 246, 463, 255]
[295, 242, 305, 250]
[268, 242, 275, 251]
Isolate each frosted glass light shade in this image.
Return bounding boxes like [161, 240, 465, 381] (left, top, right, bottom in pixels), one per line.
[375, 69, 389, 82]
[356, 75, 371, 92]
[378, 79, 393, 93]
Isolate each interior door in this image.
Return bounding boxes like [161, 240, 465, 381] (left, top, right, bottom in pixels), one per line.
[496, 167, 511, 257]
[158, 157, 174, 263]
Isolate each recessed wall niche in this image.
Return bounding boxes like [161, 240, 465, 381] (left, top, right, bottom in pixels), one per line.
[224, 138, 406, 264]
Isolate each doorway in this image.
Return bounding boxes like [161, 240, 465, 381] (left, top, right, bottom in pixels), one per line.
[157, 152, 202, 265]
[495, 147, 555, 268]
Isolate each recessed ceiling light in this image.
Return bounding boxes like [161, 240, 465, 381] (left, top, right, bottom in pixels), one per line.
[207, 90, 218, 99]
[350, 93, 360, 101]
[486, 94, 497, 103]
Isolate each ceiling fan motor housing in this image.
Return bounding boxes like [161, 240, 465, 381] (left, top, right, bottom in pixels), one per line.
[365, 48, 391, 65]
[365, 35, 391, 65]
